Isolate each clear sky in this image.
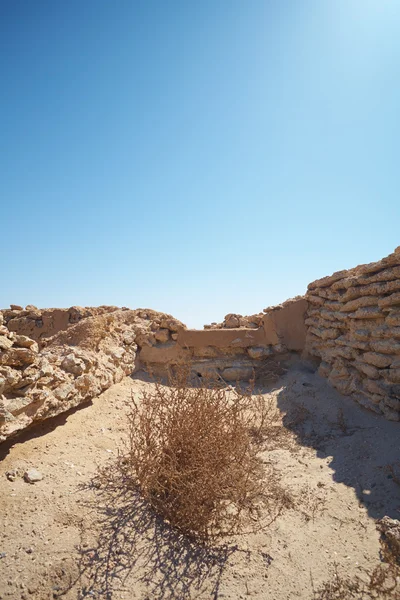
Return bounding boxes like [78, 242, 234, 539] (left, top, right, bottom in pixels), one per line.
[1, 1, 399, 328]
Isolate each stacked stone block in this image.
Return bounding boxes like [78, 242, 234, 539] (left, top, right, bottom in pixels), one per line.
[305, 247, 400, 421]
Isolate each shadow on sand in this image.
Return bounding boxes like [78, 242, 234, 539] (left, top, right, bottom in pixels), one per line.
[61, 464, 238, 600]
[276, 364, 400, 521]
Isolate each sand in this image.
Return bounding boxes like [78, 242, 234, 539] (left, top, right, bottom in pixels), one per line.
[0, 365, 399, 599]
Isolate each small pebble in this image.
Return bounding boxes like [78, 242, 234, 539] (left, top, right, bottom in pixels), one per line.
[23, 469, 43, 484]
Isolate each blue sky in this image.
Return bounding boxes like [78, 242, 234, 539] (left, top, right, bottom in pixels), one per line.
[1, 0, 399, 328]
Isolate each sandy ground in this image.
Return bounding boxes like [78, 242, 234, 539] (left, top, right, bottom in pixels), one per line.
[0, 365, 399, 600]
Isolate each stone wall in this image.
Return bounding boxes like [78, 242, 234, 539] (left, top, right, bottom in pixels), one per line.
[0, 308, 184, 442]
[4, 243, 400, 444]
[138, 297, 308, 381]
[305, 247, 400, 421]
[1, 305, 122, 345]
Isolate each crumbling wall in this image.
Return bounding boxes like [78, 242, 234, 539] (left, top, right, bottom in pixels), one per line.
[0, 308, 185, 442]
[1, 305, 121, 345]
[139, 298, 308, 381]
[5, 243, 400, 445]
[305, 247, 400, 421]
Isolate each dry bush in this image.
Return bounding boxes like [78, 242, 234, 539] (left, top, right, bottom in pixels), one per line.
[312, 565, 400, 600]
[123, 366, 289, 542]
[255, 358, 286, 385]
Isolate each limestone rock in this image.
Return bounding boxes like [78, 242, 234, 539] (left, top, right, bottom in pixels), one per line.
[349, 307, 382, 320]
[247, 346, 273, 360]
[23, 469, 43, 483]
[13, 335, 38, 352]
[377, 517, 400, 556]
[363, 352, 393, 368]
[355, 362, 379, 379]
[61, 353, 86, 376]
[371, 340, 400, 355]
[382, 368, 400, 384]
[379, 402, 400, 421]
[386, 310, 400, 327]
[223, 314, 241, 328]
[340, 296, 378, 312]
[379, 292, 400, 308]
[221, 366, 254, 382]
[0, 348, 37, 367]
[154, 328, 170, 343]
[0, 337, 13, 351]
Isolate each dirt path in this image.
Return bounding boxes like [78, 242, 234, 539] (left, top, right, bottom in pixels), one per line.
[0, 367, 399, 599]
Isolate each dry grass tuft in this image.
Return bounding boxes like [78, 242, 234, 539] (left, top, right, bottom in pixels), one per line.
[123, 365, 289, 542]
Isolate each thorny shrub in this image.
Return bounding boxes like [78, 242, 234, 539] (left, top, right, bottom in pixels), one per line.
[124, 366, 291, 542]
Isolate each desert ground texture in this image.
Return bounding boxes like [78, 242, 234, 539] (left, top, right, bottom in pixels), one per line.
[1, 365, 399, 600]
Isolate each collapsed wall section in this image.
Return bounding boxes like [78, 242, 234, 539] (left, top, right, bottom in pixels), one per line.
[1, 305, 121, 345]
[0, 308, 184, 442]
[305, 246, 400, 421]
[138, 298, 308, 381]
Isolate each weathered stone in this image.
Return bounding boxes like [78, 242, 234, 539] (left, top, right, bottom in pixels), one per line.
[363, 352, 393, 368]
[379, 402, 400, 421]
[340, 296, 378, 312]
[377, 517, 400, 557]
[223, 314, 241, 328]
[307, 295, 325, 306]
[5, 396, 42, 416]
[0, 348, 37, 367]
[354, 394, 382, 414]
[0, 336, 13, 352]
[247, 346, 273, 359]
[386, 310, 400, 327]
[160, 318, 181, 332]
[122, 330, 136, 345]
[53, 382, 75, 401]
[349, 307, 383, 320]
[24, 469, 43, 483]
[320, 328, 341, 340]
[382, 369, 400, 384]
[355, 362, 380, 379]
[363, 379, 387, 397]
[308, 270, 348, 291]
[318, 362, 331, 378]
[371, 340, 400, 355]
[61, 353, 86, 376]
[154, 328, 170, 343]
[13, 335, 38, 352]
[221, 366, 254, 382]
[379, 293, 400, 309]
[10, 305, 23, 311]
[75, 374, 102, 398]
[385, 397, 400, 411]
[0, 366, 22, 390]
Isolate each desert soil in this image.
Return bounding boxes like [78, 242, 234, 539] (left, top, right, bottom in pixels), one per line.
[0, 365, 399, 600]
